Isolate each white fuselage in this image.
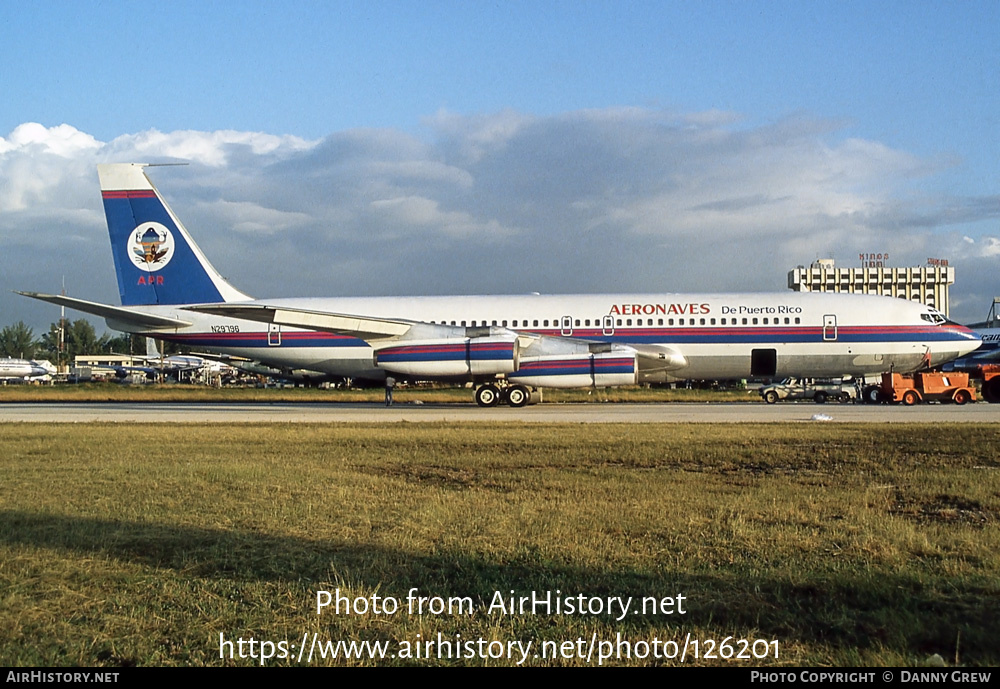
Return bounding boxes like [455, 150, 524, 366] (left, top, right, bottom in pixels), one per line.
[113, 291, 980, 383]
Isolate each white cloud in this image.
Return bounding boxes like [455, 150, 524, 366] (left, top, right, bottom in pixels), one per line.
[954, 235, 1000, 258]
[104, 129, 316, 167]
[369, 195, 515, 240]
[0, 123, 104, 213]
[196, 199, 312, 236]
[0, 122, 101, 157]
[428, 108, 532, 163]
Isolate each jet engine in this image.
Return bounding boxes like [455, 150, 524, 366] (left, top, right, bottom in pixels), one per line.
[373, 336, 518, 377]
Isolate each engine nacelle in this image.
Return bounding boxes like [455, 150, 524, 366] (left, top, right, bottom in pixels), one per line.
[508, 351, 638, 388]
[373, 336, 518, 378]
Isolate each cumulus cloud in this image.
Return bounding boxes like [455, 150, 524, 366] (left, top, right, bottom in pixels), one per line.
[369, 195, 515, 240]
[952, 234, 1000, 259]
[2, 109, 998, 331]
[981, 238, 1000, 258]
[105, 128, 315, 167]
[196, 199, 312, 236]
[0, 122, 101, 157]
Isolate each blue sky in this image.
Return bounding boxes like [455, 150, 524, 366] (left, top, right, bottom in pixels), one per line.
[5, 1, 995, 155]
[2, 0, 999, 331]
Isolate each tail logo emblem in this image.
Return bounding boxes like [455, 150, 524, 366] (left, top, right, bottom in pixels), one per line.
[128, 223, 175, 272]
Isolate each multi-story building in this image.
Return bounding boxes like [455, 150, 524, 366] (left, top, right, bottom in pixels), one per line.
[788, 258, 954, 316]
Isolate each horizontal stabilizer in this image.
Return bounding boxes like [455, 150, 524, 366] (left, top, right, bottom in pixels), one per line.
[15, 291, 192, 328]
[188, 303, 411, 340]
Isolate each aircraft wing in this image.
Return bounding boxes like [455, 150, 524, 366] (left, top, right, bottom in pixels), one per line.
[188, 303, 411, 340]
[16, 291, 193, 329]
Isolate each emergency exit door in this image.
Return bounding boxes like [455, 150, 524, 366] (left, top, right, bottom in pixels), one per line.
[268, 323, 281, 346]
[823, 314, 838, 341]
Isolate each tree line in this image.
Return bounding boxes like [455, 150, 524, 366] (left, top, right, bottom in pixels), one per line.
[0, 319, 153, 364]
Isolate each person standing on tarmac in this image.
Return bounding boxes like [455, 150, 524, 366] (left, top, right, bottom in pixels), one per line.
[385, 375, 396, 406]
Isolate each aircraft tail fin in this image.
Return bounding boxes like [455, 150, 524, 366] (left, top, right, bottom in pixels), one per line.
[98, 163, 251, 306]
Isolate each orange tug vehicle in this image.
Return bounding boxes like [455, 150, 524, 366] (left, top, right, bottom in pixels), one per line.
[880, 371, 976, 405]
[978, 364, 1000, 403]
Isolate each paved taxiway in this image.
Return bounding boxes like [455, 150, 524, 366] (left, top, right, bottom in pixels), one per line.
[1, 402, 996, 423]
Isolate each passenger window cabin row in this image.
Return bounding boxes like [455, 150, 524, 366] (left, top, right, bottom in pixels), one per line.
[429, 317, 804, 327]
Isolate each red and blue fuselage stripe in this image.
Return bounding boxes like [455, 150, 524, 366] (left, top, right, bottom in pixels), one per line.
[151, 324, 976, 351]
[515, 357, 636, 377]
[377, 342, 514, 363]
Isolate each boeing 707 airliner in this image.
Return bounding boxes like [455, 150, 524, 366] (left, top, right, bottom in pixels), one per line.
[18, 164, 980, 406]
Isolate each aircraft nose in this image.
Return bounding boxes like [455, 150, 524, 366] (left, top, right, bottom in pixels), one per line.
[949, 324, 983, 356]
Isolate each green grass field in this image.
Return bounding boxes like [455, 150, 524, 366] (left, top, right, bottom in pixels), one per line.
[1, 423, 997, 666]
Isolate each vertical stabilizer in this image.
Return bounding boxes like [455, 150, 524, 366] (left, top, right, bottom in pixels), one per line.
[98, 163, 251, 306]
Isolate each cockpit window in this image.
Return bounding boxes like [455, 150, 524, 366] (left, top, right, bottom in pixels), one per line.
[920, 312, 947, 324]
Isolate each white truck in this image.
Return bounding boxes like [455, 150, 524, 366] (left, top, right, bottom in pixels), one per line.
[759, 377, 856, 404]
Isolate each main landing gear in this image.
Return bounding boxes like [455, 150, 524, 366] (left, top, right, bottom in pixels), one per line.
[475, 383, 532, 408]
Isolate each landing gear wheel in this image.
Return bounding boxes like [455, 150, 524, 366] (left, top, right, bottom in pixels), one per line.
[475, 384, 501, 407]
[506, 385, 530, 408]
[863, 385, 881, 404]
